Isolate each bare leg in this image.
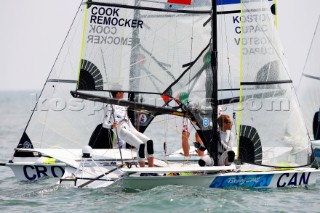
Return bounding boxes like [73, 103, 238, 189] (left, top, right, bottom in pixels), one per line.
[147, 156, 154, 167]
[182, 131, 190, 157]
[139, 161, 145, 167]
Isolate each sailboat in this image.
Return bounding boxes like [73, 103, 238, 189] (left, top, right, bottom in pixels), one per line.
[297, 16, 320, 162]
[1, 0, 319, 189]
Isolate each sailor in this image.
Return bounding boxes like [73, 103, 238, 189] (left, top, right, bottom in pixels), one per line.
[103, 89, 154, 168]
[193, 106, 224, 157]
[217, 114, 235, 166]
[181, 118, 206, 157]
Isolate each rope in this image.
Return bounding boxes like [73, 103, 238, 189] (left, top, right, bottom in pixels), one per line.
[110, 104, 124, 165]
[246, 162, 313, 169]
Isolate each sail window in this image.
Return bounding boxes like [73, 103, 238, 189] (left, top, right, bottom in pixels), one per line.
[239, 125, 262, 165]
[78, 59, 103, 90]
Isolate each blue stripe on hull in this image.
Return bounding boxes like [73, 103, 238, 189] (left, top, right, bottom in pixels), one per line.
[210, 174, 274, 188]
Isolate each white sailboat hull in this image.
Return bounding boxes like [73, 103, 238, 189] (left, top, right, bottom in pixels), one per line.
[119, 168, 320, 189]
[6, 162, 66, 181]
[6, 148, 320, 190]
[58, 160, 320, 189]
[5, 148, 137, 181]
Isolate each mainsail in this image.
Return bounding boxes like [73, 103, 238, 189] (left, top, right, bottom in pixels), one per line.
[297, 16, 320, 141]
[72, 0, 243, 156]
[77, 1, 212, 95]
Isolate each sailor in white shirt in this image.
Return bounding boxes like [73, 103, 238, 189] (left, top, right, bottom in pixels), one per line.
[217, 114, 235, 166]
[103, 104, 126, 148]
[103, 91, 154, 167]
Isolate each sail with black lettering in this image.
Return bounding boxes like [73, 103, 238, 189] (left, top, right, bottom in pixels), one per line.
[237, 0, 311, 166]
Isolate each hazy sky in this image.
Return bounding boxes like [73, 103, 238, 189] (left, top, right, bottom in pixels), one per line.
[0, 0, 82, 91]
[0, 0, 319, 91]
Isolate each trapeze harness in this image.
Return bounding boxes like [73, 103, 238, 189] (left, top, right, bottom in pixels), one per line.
[103, 104, 154, 162]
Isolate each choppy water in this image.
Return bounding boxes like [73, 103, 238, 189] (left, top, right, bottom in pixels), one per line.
[1, 91, 320, 213]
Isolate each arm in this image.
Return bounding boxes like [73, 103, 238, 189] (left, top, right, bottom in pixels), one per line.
[182, 130, 190, 157]
[220, 130, 233, 150]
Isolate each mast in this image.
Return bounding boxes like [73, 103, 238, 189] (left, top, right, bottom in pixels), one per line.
[210, 0, 219, 165]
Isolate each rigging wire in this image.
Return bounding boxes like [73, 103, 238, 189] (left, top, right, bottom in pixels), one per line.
[221, 3, 234, 99]
[110, 104, 124, 165]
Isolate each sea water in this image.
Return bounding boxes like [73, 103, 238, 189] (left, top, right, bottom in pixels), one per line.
[0, 91, 319, 213]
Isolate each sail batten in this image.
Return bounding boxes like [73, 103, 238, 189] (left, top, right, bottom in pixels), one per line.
[47, 79, 78, 84]
[302, 73, 320, 81]
[240, 80, 292, 85]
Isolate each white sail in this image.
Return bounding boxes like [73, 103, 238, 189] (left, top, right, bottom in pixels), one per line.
[238, 0, 311, 166]
[78, 0, 212, 98]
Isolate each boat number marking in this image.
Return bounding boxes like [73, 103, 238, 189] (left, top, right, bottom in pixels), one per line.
[23, 165, 65, 180]
[276, 172, 311, 187]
